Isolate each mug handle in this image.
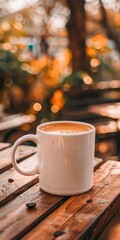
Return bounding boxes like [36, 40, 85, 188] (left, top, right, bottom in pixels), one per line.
[11, 134, 39, 176]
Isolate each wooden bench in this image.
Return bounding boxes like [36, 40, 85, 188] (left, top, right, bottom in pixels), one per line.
[0, 113, 36, 143]
[0, 142, 120, 240]
[61, 81, 120, 121]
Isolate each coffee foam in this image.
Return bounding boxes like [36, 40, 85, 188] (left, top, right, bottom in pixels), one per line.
[40, 122, 92, 134]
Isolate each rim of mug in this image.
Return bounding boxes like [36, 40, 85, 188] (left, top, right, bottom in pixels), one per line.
[37, 120, 95, 136]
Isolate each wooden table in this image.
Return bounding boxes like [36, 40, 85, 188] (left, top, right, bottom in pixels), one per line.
[88, 102, 120, 154]
[88, 103, 120, 120]
[0, 143, 120, 240]
[0, 113, 36, 142]
[93, 80, 120, 91]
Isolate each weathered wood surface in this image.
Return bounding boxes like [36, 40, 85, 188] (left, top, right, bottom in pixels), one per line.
[0, 145, 37, 173]
[0, 114, 36, 131]
[0, 154, 39, 206]
[0, 143, 120, 240]
[0, 145, 66, 240]
[0, 142, 11, 151]
[23, 161, 120, 240]
[98, 208, 120, 240]
[0, 184, 64, 240]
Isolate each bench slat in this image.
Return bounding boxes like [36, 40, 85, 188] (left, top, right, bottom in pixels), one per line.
[0, 114, 35, 131]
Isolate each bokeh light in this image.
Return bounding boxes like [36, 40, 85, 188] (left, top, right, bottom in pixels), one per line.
[83, 75, 93, 85]
[33, 103, 42, 111]
[90, 58, 100, 68]
[51, 104, 59, 113]
[1, 21, 11, 31]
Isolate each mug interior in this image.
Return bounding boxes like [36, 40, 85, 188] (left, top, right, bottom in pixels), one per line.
[37, 121, 95, 135]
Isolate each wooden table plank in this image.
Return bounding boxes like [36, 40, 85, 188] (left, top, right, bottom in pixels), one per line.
[0, 142, 11, 151]
[97, 208, 120, 240]
[88, 103, 120, 120]
[23, 161, 120, 240]
[0, 145, 37, 173]
[0, 183, 65, 240]
[0, 186, 101, 240]
[59, 181, 120, 240]
[0, 114, 36, 131]
[0, 154, 38, 206]
[94, 157, 103, 170]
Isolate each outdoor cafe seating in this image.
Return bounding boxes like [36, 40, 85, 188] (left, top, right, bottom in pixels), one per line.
[0, 1, 120, 239]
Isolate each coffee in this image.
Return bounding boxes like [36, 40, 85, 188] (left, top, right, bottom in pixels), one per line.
[40, 122, 92, 134]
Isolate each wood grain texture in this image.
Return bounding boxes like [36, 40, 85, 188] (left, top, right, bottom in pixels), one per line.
[0, 154, 38, 206]
[0, 142, 11, 151]
[23, 161, 120, 240]
[98, 209, 120, 240]
[0, 183, 66, 240]
[0, 145, 37, 173]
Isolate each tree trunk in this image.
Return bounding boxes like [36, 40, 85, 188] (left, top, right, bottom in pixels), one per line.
[99, 0, 120, 53]
[66, 0, 90, 73]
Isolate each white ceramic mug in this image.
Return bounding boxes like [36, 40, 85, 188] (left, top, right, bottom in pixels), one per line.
[11, 121, 95, 196]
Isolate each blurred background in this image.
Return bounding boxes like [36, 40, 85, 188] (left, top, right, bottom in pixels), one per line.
[0, 0, 120, 159]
